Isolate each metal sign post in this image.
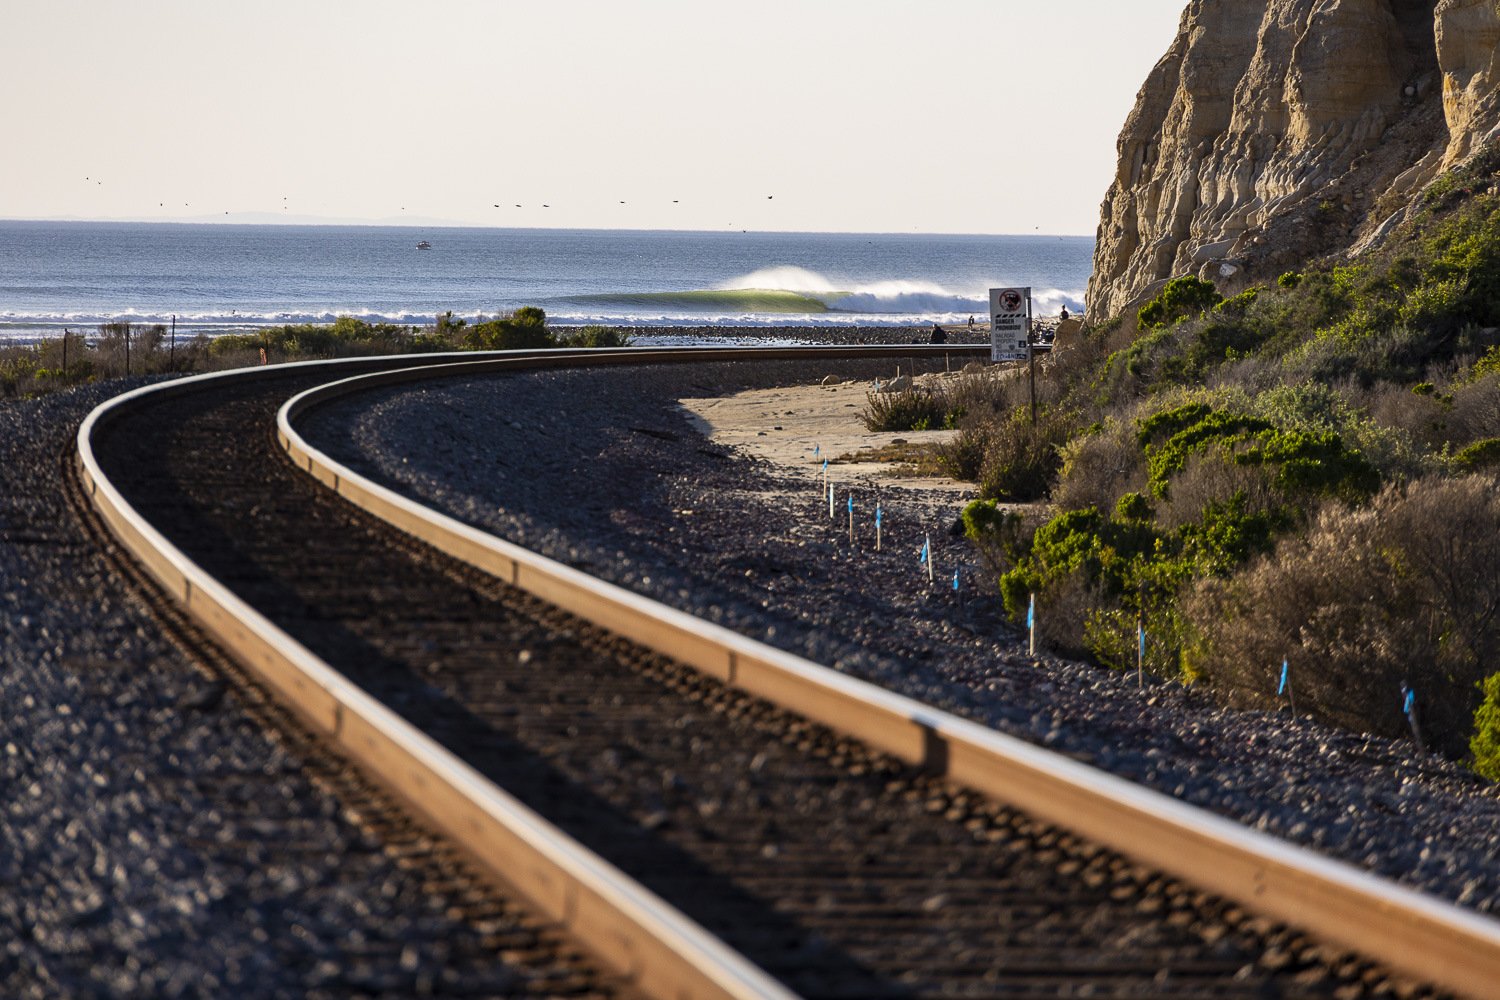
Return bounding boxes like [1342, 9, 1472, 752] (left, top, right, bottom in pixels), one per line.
[1026, 293, 1038, 424]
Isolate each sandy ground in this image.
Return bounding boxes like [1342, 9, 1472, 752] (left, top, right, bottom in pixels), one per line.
[679, 374, 978, 495]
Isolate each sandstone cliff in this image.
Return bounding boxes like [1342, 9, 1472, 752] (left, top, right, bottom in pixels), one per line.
[1087, 0, 1500, 321]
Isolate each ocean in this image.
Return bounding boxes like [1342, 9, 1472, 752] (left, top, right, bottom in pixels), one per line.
[0, 221, 1093, 343]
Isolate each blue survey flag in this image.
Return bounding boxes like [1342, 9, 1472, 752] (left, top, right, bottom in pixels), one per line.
[1027, 593, 1034, 630]
[1138, 623, 1146, 659]
[1404, 688, 1415, 716]
[848, 494, 853, 513]
[876, 505, 882, 528]
[952, 569, 959, 591]
[814, 444, 820, 458]
[919, 537, 929, 565]
[1278, 659, 1288, 696]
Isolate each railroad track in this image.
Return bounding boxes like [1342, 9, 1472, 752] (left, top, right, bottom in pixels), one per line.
[74, 349, 1500, 998]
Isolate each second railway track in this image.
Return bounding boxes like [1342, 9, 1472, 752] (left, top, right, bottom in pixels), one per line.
[75, 350, 1500, 998]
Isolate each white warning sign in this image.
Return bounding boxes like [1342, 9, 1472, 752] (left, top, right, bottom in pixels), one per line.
[990, 287, 1032, 362]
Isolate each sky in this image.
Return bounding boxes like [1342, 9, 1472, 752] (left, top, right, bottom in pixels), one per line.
[0, 1, 1186, 236]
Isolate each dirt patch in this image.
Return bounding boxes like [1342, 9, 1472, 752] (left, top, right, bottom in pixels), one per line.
[679, 377, 977, 495]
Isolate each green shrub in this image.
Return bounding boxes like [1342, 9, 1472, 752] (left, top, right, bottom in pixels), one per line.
[1185, 476, 1500, 755]
[1422, 140, 1500, 209]
[1455, 437, 1500, 471]
[936, 423, 990, 481]
[1052, 417, 1149, 514]
[960, 499, 1030, 578]
[1473, 673, 1500, 781]
[1474, 346, 1500, 380]
[1114, 491, 1152, 522]
[463, 307, 556, 350]
[558, 324, 634, 348]
[1140, 403, 1378, 504]
[1215, 288, 1261, 314]
[209, 317, 418, 360]
[1137, 276, 1223, 329]
[951, 148, 1500, 752]
[435, 310, 467, 337]
[974, 408, 1070, 501]
[861, 386, 947, 432]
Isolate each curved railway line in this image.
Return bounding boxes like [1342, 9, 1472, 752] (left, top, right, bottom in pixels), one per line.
[72, 348, 1500, 998]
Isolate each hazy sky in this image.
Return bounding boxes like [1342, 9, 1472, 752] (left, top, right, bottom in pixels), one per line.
[1, 1, 1185, 235]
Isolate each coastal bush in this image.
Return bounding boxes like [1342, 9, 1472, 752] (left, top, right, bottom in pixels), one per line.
[951, 156, 1500, 757]
[1215, 287, 1261, 315]
[0, 347, 41, 396]
[944, 370, 1028, 423]
[992, 393, 1382, 677]
[860, 386, 947, 432]
[434, 310, 467, 338]
[1473, 673, 1500, 782]
[936, 423, 989, 481]
[211, 317, 418, 360]
[1051, 417, 1147, 514]
[1455, 436, 1500, 472]
[1137, 276, 1223, 329]
[959, 499, 1032, 579]
[92, 322, 196, 376]
[1359, 380, 1452, 450]
[1422, 139, 1500, 209]
[1138, 402, 1379, 507]
[1452, 365, 1500, 435]
[0, 331, 102, 397]
[1184, 476, 1500, 756]
[1472, 345, 1500, 380]
[462, 306, 556, 351]
[0, 304, 619, 400]
[973, 408, 1070, 501]
[557, 324, 634, 348]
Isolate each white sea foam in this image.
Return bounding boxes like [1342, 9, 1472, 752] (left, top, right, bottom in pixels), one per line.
[713, 267, 1001, 316]
[716, 266, 840, 293]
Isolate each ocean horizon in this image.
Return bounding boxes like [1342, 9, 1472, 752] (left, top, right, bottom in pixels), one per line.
[0, 220, 1094, 343]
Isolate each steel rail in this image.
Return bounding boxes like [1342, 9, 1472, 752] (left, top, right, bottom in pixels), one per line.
[75, 345, 982, 1000]
[276, 351, 1500, 1000]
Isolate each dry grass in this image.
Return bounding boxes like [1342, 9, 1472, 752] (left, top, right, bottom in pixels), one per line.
[1184, 475, 1500, 755]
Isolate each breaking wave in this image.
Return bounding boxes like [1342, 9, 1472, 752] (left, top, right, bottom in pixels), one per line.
[568, 266, 1087, 323]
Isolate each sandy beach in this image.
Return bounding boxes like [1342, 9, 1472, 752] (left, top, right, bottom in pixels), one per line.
[679, 371, 979, 494]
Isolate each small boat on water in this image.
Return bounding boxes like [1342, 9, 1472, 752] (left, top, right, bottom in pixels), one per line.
[416, 240, 432, 250]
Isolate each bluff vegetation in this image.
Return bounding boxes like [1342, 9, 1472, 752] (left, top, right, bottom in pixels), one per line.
[882, 1, 1500, 777]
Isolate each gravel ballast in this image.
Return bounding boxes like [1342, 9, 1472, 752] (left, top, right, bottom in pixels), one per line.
[0, 381, 612, 998]
[300, 356, 1500, 919]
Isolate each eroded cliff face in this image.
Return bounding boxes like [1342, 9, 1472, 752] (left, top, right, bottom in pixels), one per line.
[1087, 0, 1500, 321]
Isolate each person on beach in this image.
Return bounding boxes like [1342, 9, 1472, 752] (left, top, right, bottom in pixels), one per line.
[930, 322, 946, 344]
[1059, 306, 1070, 322]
